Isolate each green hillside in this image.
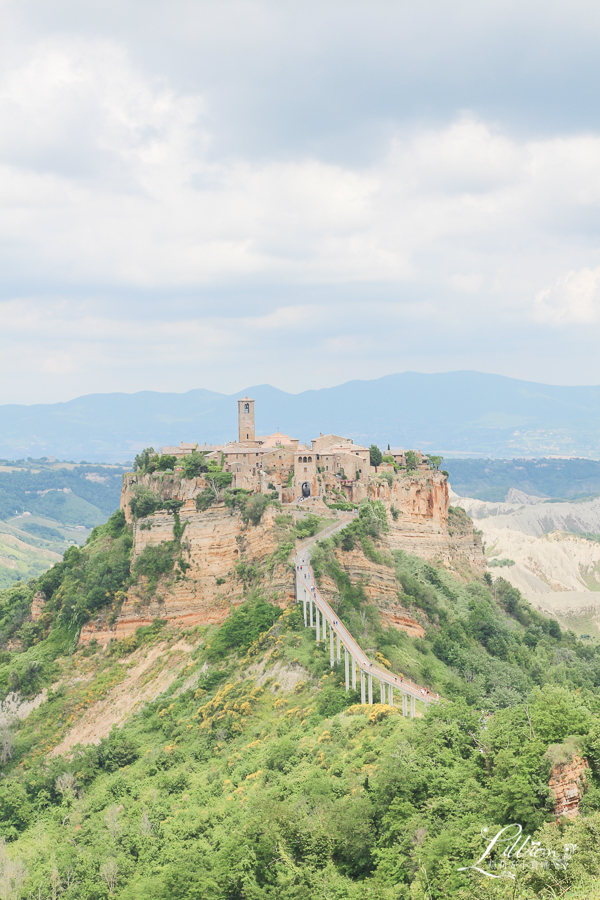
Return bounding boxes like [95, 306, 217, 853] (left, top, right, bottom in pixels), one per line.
[0, 459, 126, 588]
[0, 507, 598, 897]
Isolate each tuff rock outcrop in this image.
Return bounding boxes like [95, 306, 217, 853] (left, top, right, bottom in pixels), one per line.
[79, 468, 483, 645]
[549, 755, 589, 818]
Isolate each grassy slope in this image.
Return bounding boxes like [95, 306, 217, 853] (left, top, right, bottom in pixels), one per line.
[0, 549, 599, 896]
[1, 503, 600, 897]
[0, 605, 598, 900]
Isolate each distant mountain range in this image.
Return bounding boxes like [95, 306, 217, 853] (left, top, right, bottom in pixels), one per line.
[2, 371, 600, 463]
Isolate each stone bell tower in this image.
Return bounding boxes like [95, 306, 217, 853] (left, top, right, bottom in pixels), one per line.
[238, 397, 255, 443]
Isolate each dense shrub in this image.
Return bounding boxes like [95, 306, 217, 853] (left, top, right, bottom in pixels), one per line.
[206, 598, 280, 659]
[34, 510, 133, 629]
[132, 542, 176, 590]
[129, 485, 163, 519]
[98, 726, 139, 772]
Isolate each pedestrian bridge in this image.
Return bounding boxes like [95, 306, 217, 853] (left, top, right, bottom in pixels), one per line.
[295, 524, 438, 718]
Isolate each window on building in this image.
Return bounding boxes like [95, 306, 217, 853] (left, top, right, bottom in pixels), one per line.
[244, 403, 249, 413]
[308, 456, 312, 462]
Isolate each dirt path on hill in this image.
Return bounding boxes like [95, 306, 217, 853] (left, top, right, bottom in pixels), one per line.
[51, 639, 196, 756]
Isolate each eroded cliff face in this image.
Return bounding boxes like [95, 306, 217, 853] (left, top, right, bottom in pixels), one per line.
[314, 475, 483, 638]
[81, 469, 483, 645]
[81, 475, 296, 644]
[120, 471, 204, 522]
[369, 473, 483, 571]
[549, 756, 589, 818]
[316, 551, 426, 639]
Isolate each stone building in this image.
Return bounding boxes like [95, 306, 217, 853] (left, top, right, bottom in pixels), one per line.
[292, 439, 369, 498]
[159, 398, 424, 503]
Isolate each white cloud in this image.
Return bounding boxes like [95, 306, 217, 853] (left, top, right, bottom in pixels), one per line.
[3, 6, 600, 400]
[40, 352, 75, 374]
[534, 267, 600, 325]
[449, 273, 484, 293]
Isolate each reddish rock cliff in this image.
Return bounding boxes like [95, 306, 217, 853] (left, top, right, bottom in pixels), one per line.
[549, 755, 589, 818]
[80, 468, 483, 645]
[82, 487, 295, 645]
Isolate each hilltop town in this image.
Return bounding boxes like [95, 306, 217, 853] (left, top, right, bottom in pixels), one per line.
[159, 396, 428, 505]
[61, 399, 481, 647]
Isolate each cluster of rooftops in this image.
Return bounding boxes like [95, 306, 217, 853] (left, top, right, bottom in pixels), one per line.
[160, 397, 419, 496]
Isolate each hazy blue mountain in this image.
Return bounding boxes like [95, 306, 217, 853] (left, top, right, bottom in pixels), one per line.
[2, 371, 600, 462]
[443, 457, 600, 502]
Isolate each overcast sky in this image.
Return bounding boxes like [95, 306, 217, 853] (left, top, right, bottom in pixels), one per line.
[3, 0, 600, 403]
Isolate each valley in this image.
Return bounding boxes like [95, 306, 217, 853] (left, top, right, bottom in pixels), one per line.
[0, 460, 127, 588]
[449, 487, 600, 640]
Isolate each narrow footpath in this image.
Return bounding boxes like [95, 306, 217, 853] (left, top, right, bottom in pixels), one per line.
[294, 513, 438, 717]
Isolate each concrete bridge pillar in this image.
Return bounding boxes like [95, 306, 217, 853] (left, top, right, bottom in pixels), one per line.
[336, 633, 341, 663]
[368, 673, 373, 705]
[360, 669, 366, 704]
[352, 656, 357, 692]
[323, 616, 327, 645]
[402, 693, 407, 717]
[380, 681, 386, 704]
[303, 588, 307, 627]
[329, 625, 334, 668]
[344, 647, 349, 691]
[309, 595, 313, 627]
[388, 683, 393, 706]
[410, 695, 416, 719]
[316, 607, 320, 642]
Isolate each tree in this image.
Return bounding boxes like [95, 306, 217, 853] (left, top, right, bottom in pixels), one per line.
[429, 455, 443, 470]
[133, 448, 155, 472]
[405, 450, 419, 472]
[369, 445, 382, 469]
[0, 731, 13, 767]
[55, 772, 76, 802]
[243, 494, 268, 526]
[182, 451, 208, 478]
[104, 804, 122, 843]
[0, 844, 26, 900]
[100, 858, 118, 896]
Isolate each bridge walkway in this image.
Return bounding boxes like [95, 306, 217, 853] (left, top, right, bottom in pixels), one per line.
[294, 513, 438, 717]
